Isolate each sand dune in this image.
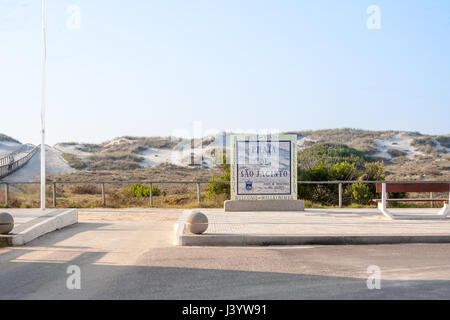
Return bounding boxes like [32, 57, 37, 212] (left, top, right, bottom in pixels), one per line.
[374, 134, 423, 159]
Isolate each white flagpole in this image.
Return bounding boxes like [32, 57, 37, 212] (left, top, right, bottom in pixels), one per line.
[40, 0, 46, 210]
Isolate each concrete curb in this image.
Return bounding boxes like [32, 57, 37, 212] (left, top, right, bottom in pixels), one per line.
[0, 209, 78, 247]
[174, 210, 189, 246]
[174, 210, 450, 247]
[179, 234, 450, 246]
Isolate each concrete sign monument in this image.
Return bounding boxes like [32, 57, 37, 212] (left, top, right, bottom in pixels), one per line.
[224, 134, 304, 212]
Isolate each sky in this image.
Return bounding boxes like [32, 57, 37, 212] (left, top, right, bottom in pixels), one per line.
[0, 0, 449, 145]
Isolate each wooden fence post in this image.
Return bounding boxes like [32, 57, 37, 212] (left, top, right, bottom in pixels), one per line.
[4, 183, 8, 207]
[52, 182, 56, 207]
[149, 183, 153, 206]
[430, 192, 434, 208]
[101, 183, 106, 206]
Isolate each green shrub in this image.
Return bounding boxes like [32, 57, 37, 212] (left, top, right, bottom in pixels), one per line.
[298, 163, 336, 204]
[298, 160, 385, 206]
[123, 184, 162, 198]
[206, 171, 230, 200]
[331, 162, 358, 180]
[298, 162, 358, 205]
[298, 143, 372, 170]
[360, 161, 385, 198]
[350, 162, 386, 204]
[206, 156, 230, 200]
[351, 181, 372, 204]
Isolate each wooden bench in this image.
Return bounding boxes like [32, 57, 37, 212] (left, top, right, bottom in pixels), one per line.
[374, 183, 450, 219]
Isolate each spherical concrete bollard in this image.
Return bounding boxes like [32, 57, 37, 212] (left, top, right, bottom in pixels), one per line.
[0, 212, 14, 235]
[186, 211, 208, 235]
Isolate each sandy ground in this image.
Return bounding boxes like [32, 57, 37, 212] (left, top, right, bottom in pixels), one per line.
[374, 133, 423, 159]
[53, 143, 92, 156]
[54, 140, 217, 168]
[139, 141, 215, 168]
[297, 137, 317, 150]
[103, 137, 135, 149]
[433, 138, 450, 153]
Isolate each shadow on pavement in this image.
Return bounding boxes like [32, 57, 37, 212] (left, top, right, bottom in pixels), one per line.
[1, 260, 449, 299]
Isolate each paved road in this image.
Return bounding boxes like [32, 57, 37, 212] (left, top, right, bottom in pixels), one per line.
[1, 209, 450, 299]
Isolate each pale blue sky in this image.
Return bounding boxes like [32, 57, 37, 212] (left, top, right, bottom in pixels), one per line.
[1, 0, 449, 145]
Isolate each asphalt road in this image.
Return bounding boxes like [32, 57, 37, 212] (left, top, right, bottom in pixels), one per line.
[1, 209, 450, 299]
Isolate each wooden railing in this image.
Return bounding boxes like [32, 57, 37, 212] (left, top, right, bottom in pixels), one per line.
[0, 144, 31, 166]
[0, 145, 39, 179]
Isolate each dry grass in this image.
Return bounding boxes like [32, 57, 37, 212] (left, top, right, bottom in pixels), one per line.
[387, 149, 407, 158]
[61, 153, 86, 170]
[51, 163, 223, 194]
[385, 154, 450, 180]
[61, 136, 182, 154]
[1, 181, 446, 210]
[436, 135, 450, 148]
[58, 136, 186, 171]
[2, 183, 227, 209]
[290, 128, 400, 153]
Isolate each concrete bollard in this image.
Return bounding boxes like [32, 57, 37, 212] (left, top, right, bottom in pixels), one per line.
[0, 212, 14, 235]
[186, 211, 208, 235]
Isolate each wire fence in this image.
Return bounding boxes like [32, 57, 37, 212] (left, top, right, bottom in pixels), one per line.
[0, 179, 448, 208]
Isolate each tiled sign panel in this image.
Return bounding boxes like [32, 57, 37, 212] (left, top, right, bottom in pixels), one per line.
[230, 135, 297, 200]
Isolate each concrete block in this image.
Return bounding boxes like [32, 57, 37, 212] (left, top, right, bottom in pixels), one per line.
[224, 200, 304, 212]
[0, 209, 79, 247]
